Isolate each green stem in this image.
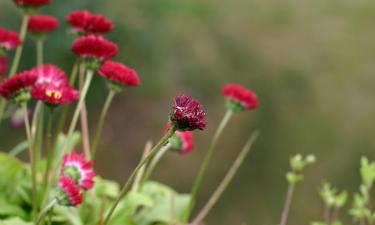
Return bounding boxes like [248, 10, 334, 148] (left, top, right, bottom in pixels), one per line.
[185, 110, 233, 222]
[9, 14, 29, 76]
[34, 103, 44, 162]
[103, 127, 177, 225]
[41, 108, 54, 207]
[131, 141, 153, 192]
[36, 198, 57, 225]
[91, 90, 116, 160]
[279, 183, 295, 225]
[142, 144, 170, 184]
[191, 132, 259, 225]
[36, 40, 44, 66]
[22, 102, 37, 221]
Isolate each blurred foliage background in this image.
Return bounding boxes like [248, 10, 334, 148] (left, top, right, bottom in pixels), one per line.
[1, 0, 375, 224]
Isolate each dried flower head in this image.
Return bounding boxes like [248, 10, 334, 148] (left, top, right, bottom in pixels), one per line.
[66, 10, 113, 35]
[28, 15, 59, 34]
[170, 94, 206, 131]
[13, 0, 51, 8]
[57, 176, 83, 207]
[222, 83, 259, 112]
[0, 56, 8, 76]
[0, 28, 22, 51]
[0, 71, 37, 102]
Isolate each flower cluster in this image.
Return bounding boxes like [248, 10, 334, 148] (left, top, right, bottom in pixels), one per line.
[28, 15, 59, 35]
[67, 10, 113, 35]
[56, 151, 95, 206]
[222, 83, 259, 112]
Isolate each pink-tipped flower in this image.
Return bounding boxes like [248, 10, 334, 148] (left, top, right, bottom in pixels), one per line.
[0, 71, 37, 102]
[31, 84, 78, 105]
[28, 15, 59, 34]
[170, 94, 206, 131]
[98, 60, 141, 91]
[67, 10, 113, 35]
[31, 64, 68, 87]
[0, 28, 22, 51]
[13, 0, 51, 8]
[0, 56, 8, 76]
[222, 83, 259, 112]
[57, 176, 83, 207]
[165, 124, 195, 154]
[61, 151, 96, 190]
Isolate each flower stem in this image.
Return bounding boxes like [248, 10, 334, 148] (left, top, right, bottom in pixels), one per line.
[185, 109, 233, 222]
[131, 141, 153, 192]
[91, 90, 116, 160]
[22, 102, 37, 221]
[79, 65, 91, 159]
[103, 126, 177, 225]
[9, 14, 29, 76]
[36, 40, 44, 66]
[191, 131, 259, 225]
[36, 198, 57, 225]
[279, 183, 295, 225]
[142, 144, 171, 184]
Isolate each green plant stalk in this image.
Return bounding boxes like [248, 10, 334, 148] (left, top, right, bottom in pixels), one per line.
[192, 132, 259, 225]
[78, 66, 91, 159]
[185, 109, 234, 222]
[142, 144, 171, 184]
[131, 141, 153, 192]
[91, 90, 116, 160]
[36, 40, 44, 66]
[22, 102, 37, 221]
[36, 198, 57, 225]
[279, 183, 295, 225]
[104, 126, 177, 225]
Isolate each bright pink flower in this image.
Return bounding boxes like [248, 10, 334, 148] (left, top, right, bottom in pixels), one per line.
[0, 28, 22, 51]
[222, 84, 259, 110]
[31, 64, 68, 87]
[72, 35, 118, 61]
[165, 124, 195, 154]
[62, 151, 96, 190]
[0, 71, 37, 100]
[0, 56, 8, 76]
[13, 0, 51, 8]
[98, 60, 141, 88]
[67, 10, 113, 35]
[57, 176, 83, 207]
[31, 84, 78, 105]
[170, 94, 206, 131]
[28, 15, 59, 33]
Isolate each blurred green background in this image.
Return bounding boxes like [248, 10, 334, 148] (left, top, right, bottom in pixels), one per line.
[2, 0, 375, 224]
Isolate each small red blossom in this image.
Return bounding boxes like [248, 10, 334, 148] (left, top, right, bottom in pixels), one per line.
[62, 151, 96, 190]
[72, 35, 118, 61]
[98, 60, 141, 88]
[222, 83, 259, 110]
[28, 15, 59, 33]
[57, 176, 83, 207]
[170, 94, 206, 131]
[31, 64, 68, 87]
[31, 84, 78, 105]
[13, 0, 51, 8]
[0, 28, 22, 51]
[0, 71, 37, 100]
[165, 124, 195, 154]
[0, 56, 8, 76]
[67, 10, 113, 35]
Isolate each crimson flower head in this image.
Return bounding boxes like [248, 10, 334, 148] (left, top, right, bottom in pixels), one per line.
[67, 10, 113, 35]
[222, 83, 259, 112]
[61, 151, 96, 190]
[31, 64, 68, 87]
[57, 176, 83, 207]
[0, 28, 22, 51]
[170, 94, 206, 131]
[31, 84, 78, 105]
[13, 0, 51, 8]
[28, 15, 59, 35]
[72, 35, 118, 70]
[165, 124, 195, 154]
[0, 71, 37, 103]
[0, 56, 8, 76]
[98, 60, 141, 91]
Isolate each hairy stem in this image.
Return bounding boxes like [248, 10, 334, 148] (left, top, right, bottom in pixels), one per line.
[279, 184, 295, 225]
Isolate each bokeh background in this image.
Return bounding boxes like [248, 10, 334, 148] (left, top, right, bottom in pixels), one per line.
[1, 0, 375, 224]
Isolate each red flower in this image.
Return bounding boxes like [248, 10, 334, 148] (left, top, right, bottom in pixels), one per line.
[31, 84, 78, 105]
[28, 15, 59, 33]
[72, 35, 118, 61]
[67, 10, 113, 35]
[164, 123, 195, 154]
[31, 64, 68, 87]
[0, 56, 8, 76]
[57, 176, 83, 207]
[0, 27, 22, 51]
[222, 84, 259, 111]
[13, 0, 51, 8]
[61, 151, 96, 190]
[0, 71, 37, 100]
[98, 60, 141, 88]
[170, 94, 206, 131]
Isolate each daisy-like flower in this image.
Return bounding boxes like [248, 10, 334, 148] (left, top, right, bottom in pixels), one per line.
[67, 10, 113, 35]
[61, 151, 96, 190]
[56, 176, 83, 207]
[170, 94, 206, 131]
[0, 56, 8, 76]
[222, 83, 259, 112]
[165, 124, 195, 154]
[13, 0, 51, 8]
[31, 64, 68, 87]
[71, 35, 118, 70]
[31, 83, 78, 105]
[28, 15, 59, 35]
[98, 60, 141, 91]
[0, 71, 37, 102]
[0, 27, 22, 51]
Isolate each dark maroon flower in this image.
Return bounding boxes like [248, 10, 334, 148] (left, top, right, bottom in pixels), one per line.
[98, 60, 141, 90]
[170, 94, 206, 131]
[66, 10, 113, 35]
[0, 56, 8, 76]
[0, 27, 22, 51]
[31, 83, 78, 105]
[222, 83, 259, 111]
[0, 71, 37, 101]
[13, 0, 51, 8]
[28, 15, 59, 34]
[71, 35, 118, 62]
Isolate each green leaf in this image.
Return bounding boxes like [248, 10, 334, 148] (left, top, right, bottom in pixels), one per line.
[360, 156, 375, 188]
[94, 177, 120, 199]
[286, 172, 304, 184]
[0, 217, 32, 225]
[310, 222, 326, 225]
[0, 197, 26, 218]
[54, 206, 83, 225]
